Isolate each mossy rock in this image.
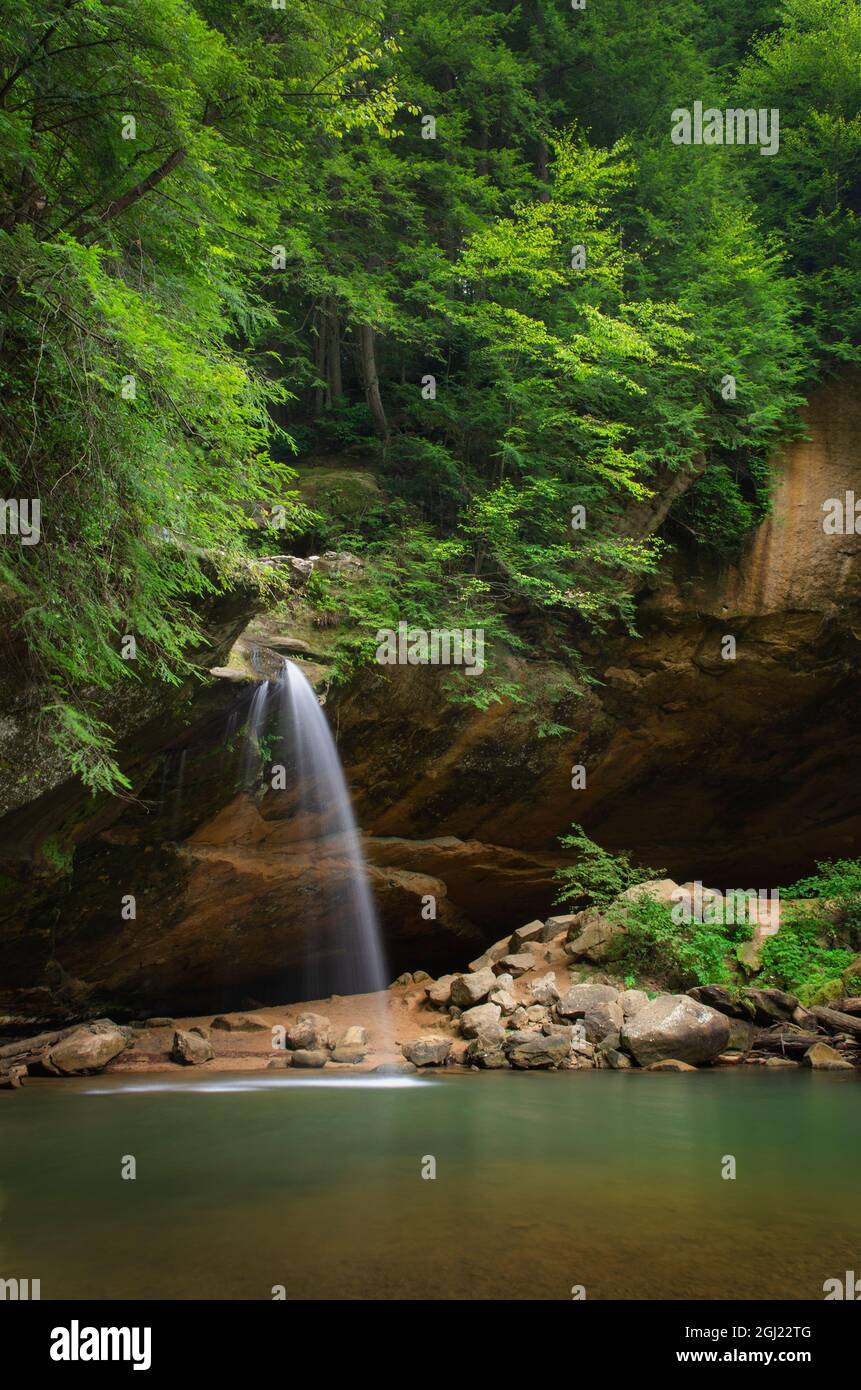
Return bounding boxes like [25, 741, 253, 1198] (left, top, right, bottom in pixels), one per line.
[295, 465, 383, 525]
[807, 977, 846, 1006]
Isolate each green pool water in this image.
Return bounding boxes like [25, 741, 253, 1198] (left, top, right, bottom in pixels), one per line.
[1, 1069, 858, 1300]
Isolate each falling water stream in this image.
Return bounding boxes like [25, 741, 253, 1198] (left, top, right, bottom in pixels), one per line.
[243, 657, 389, 1002]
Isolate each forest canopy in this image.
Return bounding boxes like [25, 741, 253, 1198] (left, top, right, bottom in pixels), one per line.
[1, 0, 859, 789]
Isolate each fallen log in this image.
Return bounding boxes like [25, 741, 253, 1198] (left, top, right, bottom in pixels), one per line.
[810, 1006, 861, 1039]
[0, 1029, 65, 1063]
[751, 1029, 824, 1056]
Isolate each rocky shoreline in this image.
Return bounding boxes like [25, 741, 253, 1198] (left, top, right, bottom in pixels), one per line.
[2, 885, 859, 1085]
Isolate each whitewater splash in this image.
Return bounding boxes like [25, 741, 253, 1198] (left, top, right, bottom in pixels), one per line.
[243, 658, 389, 1001]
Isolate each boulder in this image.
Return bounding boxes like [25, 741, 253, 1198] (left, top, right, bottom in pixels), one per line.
[621, 995, 730, 1067]
[543, 1022, 575, 1040]
[557, 983, 620, 1019]
[518, 941, 553, 963]
[286, 1014, 331, 1050]
[402, 1036, 452, 1067]
[330, 1048, 365, 1064]
[267, 1054, 292, 1069]
[509, 920, 545, 951]
[528, 972, 560, 1006]
[583, 1000, 624, 1043]
[44, 1022, 130, 1075]
[171, 1029, 214, 1065]
[841, 954, 861, 987]
[489, 987, 518, 1014]
[726, 1017, 758, 1052]
[618, 878, 680, 906]
[803, 1042, 854, 1071]
[413, 970, 431, 983]
[675, 883, 723, 921]
[741, 988, 798, 1025]
[494, 953, 534, 978]
[210, 1014, 269, 1032]
[601, 1047, 633, 1070]
[291, 1049, 329, 1069]
[563, 1053, 595, 1070]
[688, 985, 753, 1019]
[459, 1002, 502, 1038]
[508, 1006, 529, 1030]
[427, 975, 455, 1008]
[524, 1003, 550, 1024]
[505, 1032, 570, 1070]
[374, 1061, 417, 1075]
[564, 910, 623, 963]
[143, 1017, 174, 1029]
[543, 913, 582, 939]
[450, 968, 497, 1007]
[465, 1036, 508, 1068]
[335, 1025, 369, 1050]
[736, 939, 763, 975]
[468, 939, 511, 971]
[618, 988, 649, 1018]
[643, 1059, 698, 1072]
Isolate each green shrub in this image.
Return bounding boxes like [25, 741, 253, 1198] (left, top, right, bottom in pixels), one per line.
[787, 857, 861, 947]
[758, 857, 861, 1001]
[757, 918, 855, 1003]
[610, 892, 751, 990]
[553, 824, 663, 909]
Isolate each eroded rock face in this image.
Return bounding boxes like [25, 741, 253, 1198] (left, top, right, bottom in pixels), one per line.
[0, 377, 859, 1021]
[336, 376, 861, 892]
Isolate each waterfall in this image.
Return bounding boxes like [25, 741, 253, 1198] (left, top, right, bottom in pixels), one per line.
[240, 677, 270, 788]
[243, 658, 389, 1001]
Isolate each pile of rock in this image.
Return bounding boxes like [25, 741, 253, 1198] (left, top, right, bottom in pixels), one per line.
[262, 1014, 374, 1070]
[399, 905, 861, 1073]
[168, 1011, 376, 1070]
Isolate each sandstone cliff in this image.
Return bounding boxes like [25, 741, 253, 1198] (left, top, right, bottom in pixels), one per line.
[1, 377, 858, 1021]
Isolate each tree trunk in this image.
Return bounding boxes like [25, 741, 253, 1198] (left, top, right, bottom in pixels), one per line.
[326, 303, 342, 402]
[358, 322, 389, 442]
[312, 304, 326, 418]
[477, 125, 489, 179]
[536, 82, 550, 202]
